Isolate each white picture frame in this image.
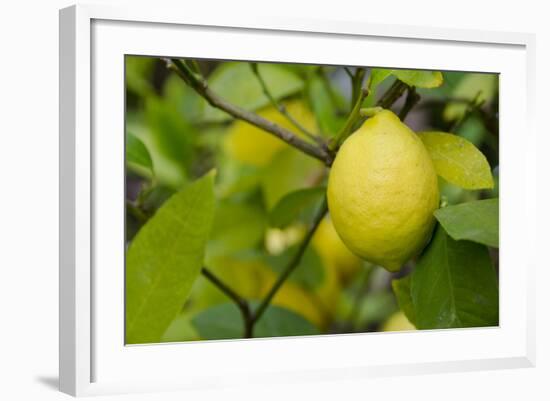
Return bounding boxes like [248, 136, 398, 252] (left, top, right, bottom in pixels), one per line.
[59, 3, 536, 397]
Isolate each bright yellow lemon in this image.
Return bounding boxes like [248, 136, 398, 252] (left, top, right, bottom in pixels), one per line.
[327, 110, 439, 272]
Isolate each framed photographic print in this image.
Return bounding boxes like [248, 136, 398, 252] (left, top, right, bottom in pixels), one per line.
[59, 4, 536, 397]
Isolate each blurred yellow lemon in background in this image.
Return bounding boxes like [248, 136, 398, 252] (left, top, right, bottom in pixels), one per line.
[224, 100, 317, 167]
[188, 253, 339, 330]
[260, 272, 327, 328]
[312, 217, 362, 283]
[327, 110, 439, 272]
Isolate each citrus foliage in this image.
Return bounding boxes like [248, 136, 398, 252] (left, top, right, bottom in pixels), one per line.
[125, 57, 499, 343]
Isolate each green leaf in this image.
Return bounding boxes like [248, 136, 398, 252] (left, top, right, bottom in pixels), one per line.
[417, 71, 467, 97]
[161, 313, 200, 343]
[418, 131, 494, 190]
[392, 276, 416, 326]
[269, 187, 326, 228]
[145, 96, 196, 179]
[192, 302, 319, 340]
[365, 68, 443, 106]
[207, 200, 267, 259]
[411, 226, 498, 329]
[265, 245, 325, 290]
[261, 148, 324, 210]
[434, 199, 499, 248]
[217, 164, 263, 198]
[443, 73, 498, 121]
[163, 73, 205, 123]
[392, 69, 443, 88]
[125, 114, 187, 189]
[368, 68, 393, 89]
[125, 55, 155, 97]
[126, 131, 153, 173]
[202, 62, 304, 122]
[126, 173, 216, 344]
[363, 68, 394, 107]
[307, 74, 346, 137]
[139, 185, 175, 214]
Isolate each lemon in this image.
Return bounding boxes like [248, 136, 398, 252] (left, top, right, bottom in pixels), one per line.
[224, 100, 317, 167]
[312, 217, 362, 283]
[382, 311, 416, 332]
[327, 110, 439, 272]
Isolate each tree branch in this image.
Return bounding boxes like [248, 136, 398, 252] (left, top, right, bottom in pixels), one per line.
[201, 267, 254, 338]
[251, 198, 328, 325]
[163, 58, 332, 166]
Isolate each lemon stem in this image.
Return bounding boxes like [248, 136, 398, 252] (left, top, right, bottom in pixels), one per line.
[329, 86, 369, 151]
[359, 106, 384, 118]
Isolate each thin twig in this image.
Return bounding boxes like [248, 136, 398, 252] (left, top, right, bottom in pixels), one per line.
[449, 91, 485, 133]
[250, 63, 322, 144]
[398, 87, 421, 121]
[184, 59, 200, 74]
[329, 76, 413, 151]
[251, 198, 328, 325]
[474, 108, 499, 137]
[417, 97, 498, 137]
[343, 67, 354, 79]
[163, 58, 332, 166]
[329, 86, 369, 151]
[201, 267, 254, 338]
